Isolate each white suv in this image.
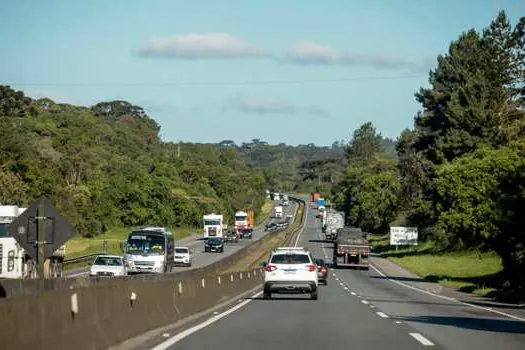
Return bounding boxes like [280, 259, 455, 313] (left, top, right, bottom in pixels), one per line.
[174, 247, 192, 267]
[263, 247, 318, 300]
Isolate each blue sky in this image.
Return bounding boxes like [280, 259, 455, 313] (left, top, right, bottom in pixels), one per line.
[1, 0, 524, 146]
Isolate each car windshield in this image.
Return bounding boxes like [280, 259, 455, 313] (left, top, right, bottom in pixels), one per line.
[94, 257, 123, 266]
[314, 259, 325, 266]
[204, 220, 221, 226]
[235, 216, 247, 221]
[270, 254, 310, 264]
[126, 232, 165, 255]
[175, 248, 188, 254]
[208, 238, 221, 244]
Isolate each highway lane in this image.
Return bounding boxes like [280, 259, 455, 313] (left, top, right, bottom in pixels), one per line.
[151, 203, 525, 350]
[151, 205, 436, 350]
[64, 201, 297, 278]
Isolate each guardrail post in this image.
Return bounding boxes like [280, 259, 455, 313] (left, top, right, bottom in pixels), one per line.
[177, 282, 183, 295]
[239, 272, 243, 280]
[230, 273, 234, 282]
[201, 278, 206, 288]
[217, 276, 221, 285]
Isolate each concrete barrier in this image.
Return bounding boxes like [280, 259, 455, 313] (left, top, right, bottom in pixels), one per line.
[0, 266, 263, 350]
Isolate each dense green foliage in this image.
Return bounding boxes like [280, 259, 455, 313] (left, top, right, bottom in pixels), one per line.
[0, 89, 266, 236]
[217, 139, 348, 195]
[335, 11, 525, 287]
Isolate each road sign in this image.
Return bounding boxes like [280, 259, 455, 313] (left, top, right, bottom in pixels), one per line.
[390, 226, 418, 246]
[7, 196, 76, 261]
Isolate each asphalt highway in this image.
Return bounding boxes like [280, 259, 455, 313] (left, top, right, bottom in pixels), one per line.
[149, 203, 525, 350]
[65, 202, 297, 278]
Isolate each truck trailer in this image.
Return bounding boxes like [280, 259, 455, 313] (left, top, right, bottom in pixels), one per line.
[333, 227, 369, 270]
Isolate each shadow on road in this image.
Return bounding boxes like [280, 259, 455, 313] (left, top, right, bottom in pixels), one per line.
[392, 315, 525, 334]
[309, 239, 328, 244]
[249, 296, 314, 301]
[370, 275, 428, 283]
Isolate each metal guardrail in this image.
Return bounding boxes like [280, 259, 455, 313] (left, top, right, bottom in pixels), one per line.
[63, 253, 104, 265]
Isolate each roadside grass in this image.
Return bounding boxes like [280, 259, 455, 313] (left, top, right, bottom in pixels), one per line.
[256, 199, 274, 226]
[64, 226, 197, 271]
[369, 234, 524, 304]
[222, 204, 304, 273]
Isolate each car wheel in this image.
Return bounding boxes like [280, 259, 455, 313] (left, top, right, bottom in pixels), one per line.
[324, 279, 328, 286]
[263, 291, 271, 300]
[310, 290, 318, 300]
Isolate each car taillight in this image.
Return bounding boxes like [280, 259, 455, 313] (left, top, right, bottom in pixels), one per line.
[321, 267, 328, 272]
[265, 265, 277, 272]
[363, 248, 369, 256]
[307, 264, 316, 272]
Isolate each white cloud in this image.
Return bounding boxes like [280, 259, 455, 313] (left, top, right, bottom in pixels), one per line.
[283, 40, 416, 69]
[283, 41, 338, 64]
[135, 33, 269, 59]
[224, 97, 295, 114]
[223, 97, 330, 117]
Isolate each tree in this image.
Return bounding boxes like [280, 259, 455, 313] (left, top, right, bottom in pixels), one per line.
[345, 122, 382, 161]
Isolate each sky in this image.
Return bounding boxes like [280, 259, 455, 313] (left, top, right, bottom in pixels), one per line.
[1, 0, 524, 146]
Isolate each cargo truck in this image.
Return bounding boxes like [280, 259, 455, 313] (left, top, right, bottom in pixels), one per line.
[234, 209, 254, 239]
[333, 227, 369, 270]
[202, 213, 224, 239]
[274, 206, 283, 218]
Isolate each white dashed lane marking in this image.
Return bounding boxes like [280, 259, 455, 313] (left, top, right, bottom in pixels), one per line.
[376, 312, 389, 318]
[410, 333, 434, 346]
[361, 300, 369, 305]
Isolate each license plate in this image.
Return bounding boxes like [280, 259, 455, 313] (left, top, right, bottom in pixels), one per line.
[284, 269, 296, 275]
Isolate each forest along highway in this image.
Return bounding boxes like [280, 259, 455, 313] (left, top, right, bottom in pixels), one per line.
[64, 202, 298, 278]
[143, 205, 525, 350]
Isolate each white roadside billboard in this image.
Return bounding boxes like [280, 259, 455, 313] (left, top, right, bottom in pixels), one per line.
[390, 226, 418, 246]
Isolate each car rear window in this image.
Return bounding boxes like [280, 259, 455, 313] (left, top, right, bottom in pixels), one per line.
[270, 254, 310, 264]
[175, 248, 188, 253]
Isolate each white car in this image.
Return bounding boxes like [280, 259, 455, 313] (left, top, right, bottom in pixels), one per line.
[89, 255, 127, 277]
[174, 246, 192, 267]
[263, 247, 318, 300]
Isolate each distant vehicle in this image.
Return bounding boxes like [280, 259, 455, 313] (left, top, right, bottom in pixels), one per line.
[273, 193, 280, 201]
[122, 227, 175, 274]
[204, 237, 224, 253]
[235, 209, 254, 238]
[224, 229, 239, 243]
[265, 222, 278, 232]
[316, 198, 325, 207]
[203, 213, 224, 239]
[313, 257, 329, 285]
[174, 247, 192, 267]
[89, 255, 127, 277]
[263, 247, 318, 300]
[333, 227, 369, 270]
[240, 228, 253, 239]
[311, 192, 321, 202]
[274, 205, 283, 218]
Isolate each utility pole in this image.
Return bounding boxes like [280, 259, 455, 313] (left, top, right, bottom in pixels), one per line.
[36, 202, 46, 290]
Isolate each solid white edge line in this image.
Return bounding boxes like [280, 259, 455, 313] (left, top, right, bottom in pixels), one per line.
[370, 264, 525, 322]
[376, 311, 389, 318]
[151, 291, 262, 350]
[409, 332, 434, 346]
